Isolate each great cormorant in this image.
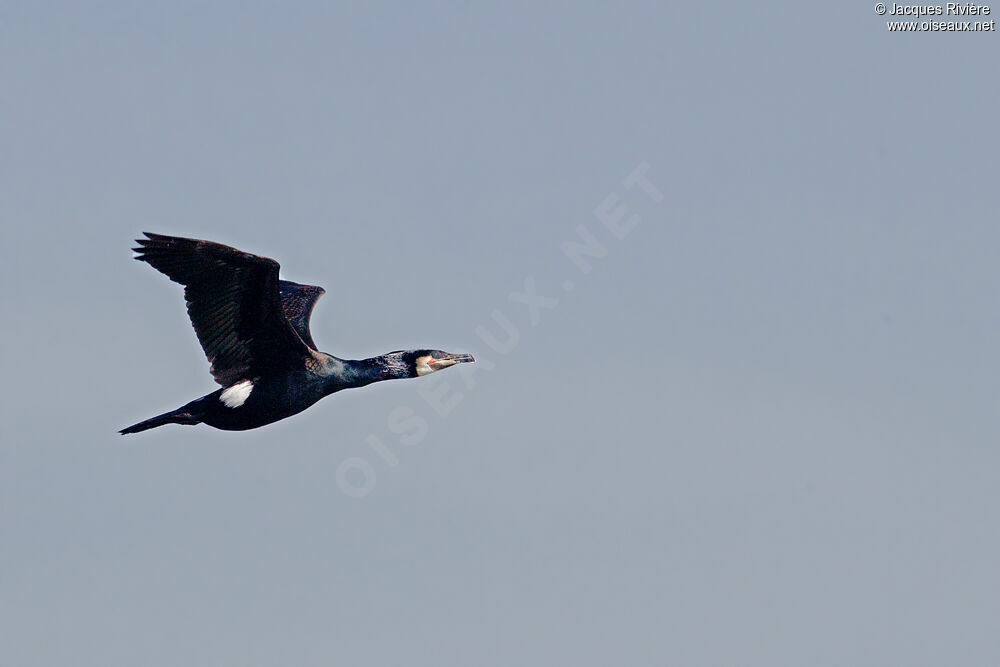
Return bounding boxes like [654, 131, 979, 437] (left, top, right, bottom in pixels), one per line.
[119, 233, 474, 434]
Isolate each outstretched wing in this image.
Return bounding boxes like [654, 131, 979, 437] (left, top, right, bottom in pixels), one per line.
[133, 232, 318, 386]
[279, 280, 325, 351]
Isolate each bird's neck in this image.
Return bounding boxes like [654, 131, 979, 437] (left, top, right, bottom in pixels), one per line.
[323, 353, 411, 391]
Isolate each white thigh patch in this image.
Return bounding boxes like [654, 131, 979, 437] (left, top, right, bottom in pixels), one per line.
[220, 379, 254, 408]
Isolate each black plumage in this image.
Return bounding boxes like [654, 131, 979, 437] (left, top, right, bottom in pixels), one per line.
[120, 233, 474, 434]
[278, 281, 325, 351]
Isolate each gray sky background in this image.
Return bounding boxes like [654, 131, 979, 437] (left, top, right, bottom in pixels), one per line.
[2, 2, 999, 665]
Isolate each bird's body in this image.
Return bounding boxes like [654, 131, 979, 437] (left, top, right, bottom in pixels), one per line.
[120, 233, 473, 434]
[171, 370, 326, 432]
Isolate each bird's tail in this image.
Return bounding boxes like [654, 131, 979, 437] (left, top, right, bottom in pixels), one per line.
[119, 408, 201, 435]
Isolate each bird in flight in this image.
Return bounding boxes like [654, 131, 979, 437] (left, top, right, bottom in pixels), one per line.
[120, 233, 474, 434]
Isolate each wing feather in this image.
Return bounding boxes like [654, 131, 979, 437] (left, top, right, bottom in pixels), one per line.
[133, 232, 315, 386]
[278, 281, 325, 351]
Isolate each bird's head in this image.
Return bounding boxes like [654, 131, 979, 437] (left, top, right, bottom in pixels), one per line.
[405, 349, 476, 377]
